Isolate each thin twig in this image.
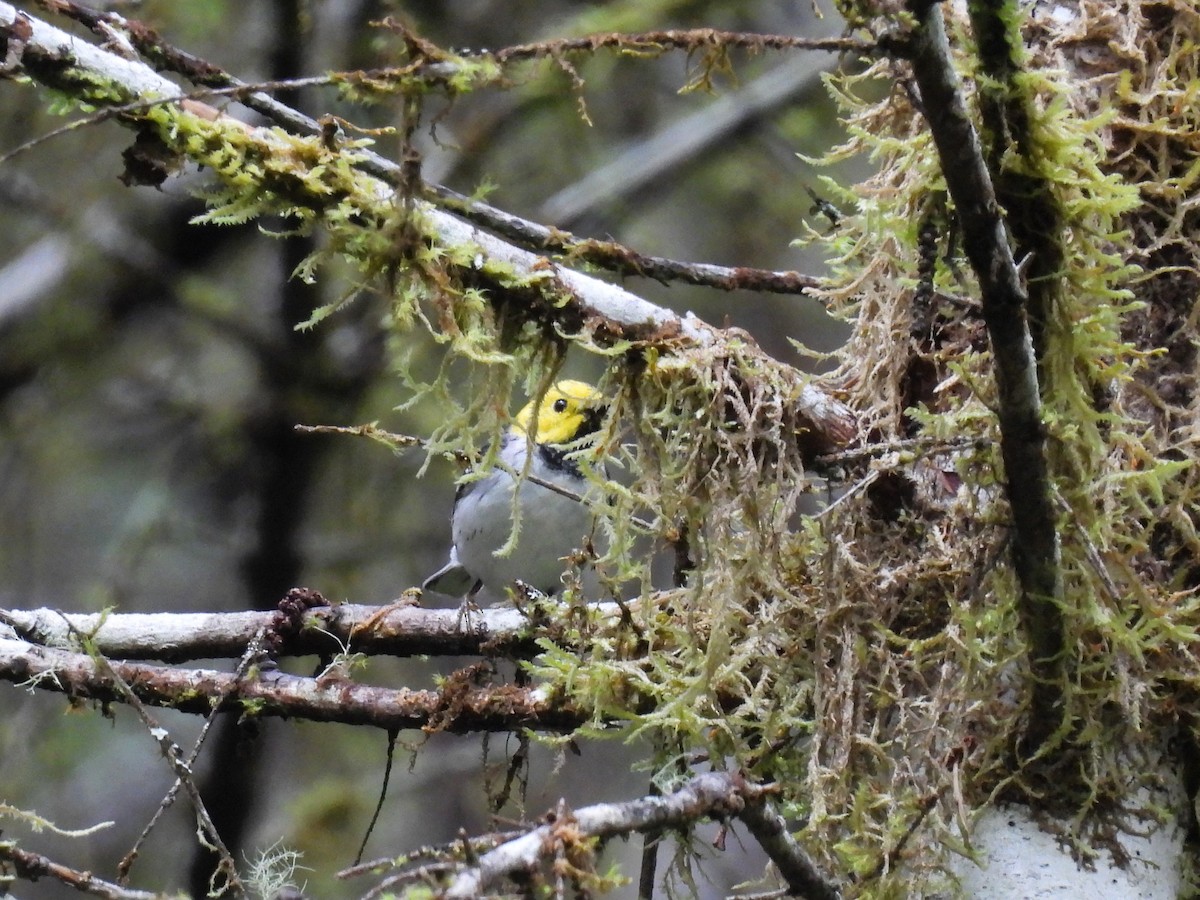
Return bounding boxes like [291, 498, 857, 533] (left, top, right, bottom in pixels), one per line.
[1057, 494, 1122, 601]
[57, 617, 245, 898]
[812, 435, 979, 470]
[738, 793, 840, 900]
[0, 842, 165, 900]
[861, 791, 938, 884]
[485, 28, 877, 62]
[354, 728, 400, 866]
[337, 830, 522, 881]
[358, 863, 455, 900]
[294, 422, 469, 464]
[539, 53, 829, 227]
[296, 422, 657, 529]
[812, 469, 880, 521]
[118, 627, 272, 884]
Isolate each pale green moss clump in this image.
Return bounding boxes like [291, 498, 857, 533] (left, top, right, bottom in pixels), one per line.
[772, 0, 1200, 891]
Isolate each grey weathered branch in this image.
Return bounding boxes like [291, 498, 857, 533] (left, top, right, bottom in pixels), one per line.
[442, 772, 841, 900]
[739, 793, 842, 900]
[0, 603, 551, 662]
[0, 843, 164, 900]
[0, 634, 587, 732]
[904, 0, 1064, 747]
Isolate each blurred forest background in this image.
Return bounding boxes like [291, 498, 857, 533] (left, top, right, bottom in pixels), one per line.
[0, 1, 854, 897]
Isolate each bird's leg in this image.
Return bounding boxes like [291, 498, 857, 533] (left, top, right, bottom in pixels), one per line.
[454, 583, 485, 632]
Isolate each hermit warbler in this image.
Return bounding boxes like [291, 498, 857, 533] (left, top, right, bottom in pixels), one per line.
[422, 380, 607, 598]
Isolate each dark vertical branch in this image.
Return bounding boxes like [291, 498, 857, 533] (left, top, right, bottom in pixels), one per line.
[738, 795, 841, 900]
[904, 0, 1065, 751]
[966, 0, 1064, 371]
[637, 781, 661, 900]
[188, 3, 322, 894]
[640, 535, 695, 899]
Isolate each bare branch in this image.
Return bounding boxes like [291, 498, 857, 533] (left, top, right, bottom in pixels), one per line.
[903, 0, 1064, 746]
[0, 602, 591, 661]
[118, 624, 277, 884]
[440, 772, 842, 899]
[739, 793, 841, 900]
[337, 830, 523, 884]
[0, 635, 588, 732]
[0, 842, 165, 900]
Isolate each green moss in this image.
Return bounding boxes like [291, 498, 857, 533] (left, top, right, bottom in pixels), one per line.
[238, 698, 269, 716]
[779, 0, 1200, 889]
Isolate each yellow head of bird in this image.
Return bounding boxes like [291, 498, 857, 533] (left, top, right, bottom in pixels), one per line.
[514, 380, 605, 446]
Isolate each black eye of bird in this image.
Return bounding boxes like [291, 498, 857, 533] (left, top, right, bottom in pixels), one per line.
[553, 398, 568, 413]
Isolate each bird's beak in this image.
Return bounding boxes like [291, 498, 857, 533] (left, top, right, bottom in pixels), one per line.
[580, 404, 608, 439]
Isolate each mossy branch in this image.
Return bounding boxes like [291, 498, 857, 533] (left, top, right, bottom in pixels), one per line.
[0, 1, 856, 458]
[46, 0, 832, 298]
[903, 0, 1065, 748]
[965, 0, 1065, 367]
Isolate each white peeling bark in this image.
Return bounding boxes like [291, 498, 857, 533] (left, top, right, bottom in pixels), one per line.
[948, 757, 1186, 898]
